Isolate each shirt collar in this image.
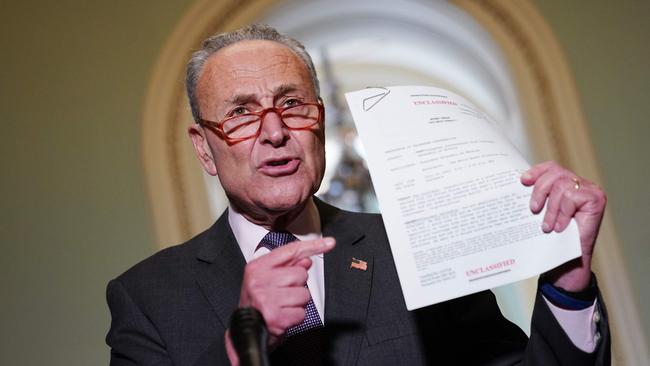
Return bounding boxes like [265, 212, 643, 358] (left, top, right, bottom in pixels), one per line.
[228, 197, 322, 262]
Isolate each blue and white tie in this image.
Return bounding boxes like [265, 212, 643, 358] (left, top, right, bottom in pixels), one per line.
[258, 231, 323, 336]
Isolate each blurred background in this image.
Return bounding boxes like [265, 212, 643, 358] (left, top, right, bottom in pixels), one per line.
[1, 0, 648, 364]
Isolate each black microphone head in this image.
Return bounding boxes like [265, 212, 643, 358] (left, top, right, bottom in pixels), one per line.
[230, 307, 269, 366]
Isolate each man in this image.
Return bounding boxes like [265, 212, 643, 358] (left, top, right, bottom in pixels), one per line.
[107, 24, 609, 365]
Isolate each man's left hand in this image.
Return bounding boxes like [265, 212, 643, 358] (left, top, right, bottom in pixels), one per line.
[521, 161, 607, 292]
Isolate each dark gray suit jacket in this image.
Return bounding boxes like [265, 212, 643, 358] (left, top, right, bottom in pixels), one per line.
[107, 199, 610, 365]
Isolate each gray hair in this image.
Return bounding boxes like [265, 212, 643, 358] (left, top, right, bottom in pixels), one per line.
[185, 24, 320, 122]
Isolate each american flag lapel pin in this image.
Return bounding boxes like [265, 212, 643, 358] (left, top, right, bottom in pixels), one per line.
[350, 257, 368, 271]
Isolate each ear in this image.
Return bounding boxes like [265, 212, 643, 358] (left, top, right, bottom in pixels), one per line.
[318, 99, 326, 141]
[188, 124, 218, 176]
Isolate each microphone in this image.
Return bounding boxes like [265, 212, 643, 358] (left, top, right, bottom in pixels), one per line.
[229, 307, 270, 366]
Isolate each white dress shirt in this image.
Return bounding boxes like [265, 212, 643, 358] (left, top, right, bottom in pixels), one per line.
[227, 197, 598, 352]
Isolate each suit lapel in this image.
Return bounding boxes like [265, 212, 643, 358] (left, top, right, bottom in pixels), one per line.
[318, 200, 374, 366]
[194, 211, 246, 328]
[192, 201, 375, 365]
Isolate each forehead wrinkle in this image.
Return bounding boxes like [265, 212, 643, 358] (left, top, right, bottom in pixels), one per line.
[222, 53, 290, 77]
[211, 55, 296, 101]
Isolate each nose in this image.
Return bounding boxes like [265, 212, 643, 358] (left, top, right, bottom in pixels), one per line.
[258, 108, 289, 147]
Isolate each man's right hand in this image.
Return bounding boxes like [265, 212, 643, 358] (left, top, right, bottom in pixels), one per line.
[225, 237, 336, 363]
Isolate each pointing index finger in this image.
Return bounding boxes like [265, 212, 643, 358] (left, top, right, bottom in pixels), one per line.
[264, 237, 336, 267]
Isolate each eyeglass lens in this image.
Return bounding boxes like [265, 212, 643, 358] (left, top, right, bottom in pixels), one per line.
[223, 104, 320, 138]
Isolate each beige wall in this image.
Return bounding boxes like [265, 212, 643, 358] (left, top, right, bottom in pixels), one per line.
[0, 1, 194, 364]
[0, 0, 647, 364]
[534, 0, 650, 353]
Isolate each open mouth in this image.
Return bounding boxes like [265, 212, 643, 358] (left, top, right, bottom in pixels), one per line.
[260, 157, 300, 176]
[268, 159, 290, 167]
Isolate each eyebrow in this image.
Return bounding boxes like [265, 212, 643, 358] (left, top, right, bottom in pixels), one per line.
[272, 84, 300, 98]
[225, 84, 302, 106]
[225, 93, 257, 106]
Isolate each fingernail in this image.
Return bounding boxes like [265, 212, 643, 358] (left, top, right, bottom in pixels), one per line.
[323, 237, 335, 247]
[542, 222, 551, 232]
[522, 172, 532, 181]
[530, 200, 539, 211]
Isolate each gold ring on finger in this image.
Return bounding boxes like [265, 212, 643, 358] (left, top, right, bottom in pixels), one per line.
[572, 176, 581, 190]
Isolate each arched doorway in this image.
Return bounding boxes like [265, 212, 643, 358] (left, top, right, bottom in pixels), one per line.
[141, 0, 646, 363]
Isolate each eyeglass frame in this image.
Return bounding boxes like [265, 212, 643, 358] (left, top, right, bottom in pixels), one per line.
[198, 101, 325, 144]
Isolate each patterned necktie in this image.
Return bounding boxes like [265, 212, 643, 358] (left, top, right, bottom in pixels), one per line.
[257, 231, 323, 337]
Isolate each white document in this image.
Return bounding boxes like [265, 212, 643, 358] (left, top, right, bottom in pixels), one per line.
[345, 86, 581, 310]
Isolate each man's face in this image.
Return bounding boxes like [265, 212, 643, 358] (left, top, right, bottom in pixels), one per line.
[190, 40, 325, 225]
